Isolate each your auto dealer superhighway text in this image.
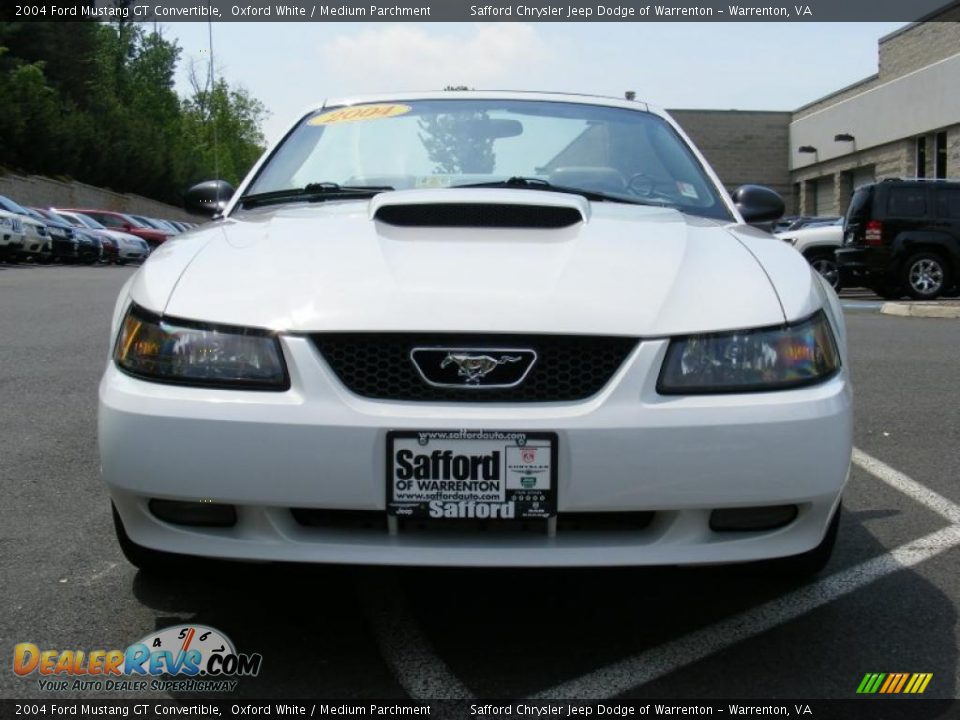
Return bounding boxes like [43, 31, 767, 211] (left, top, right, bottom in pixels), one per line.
[471, 4, 637, 16]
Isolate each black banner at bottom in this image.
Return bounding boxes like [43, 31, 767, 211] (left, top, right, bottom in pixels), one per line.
[0, 700, 956, 720]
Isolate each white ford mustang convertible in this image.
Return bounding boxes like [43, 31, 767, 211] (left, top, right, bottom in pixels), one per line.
[99, 92, 852, 575]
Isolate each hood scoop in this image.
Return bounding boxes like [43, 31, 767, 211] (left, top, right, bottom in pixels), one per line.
[369, 188, 588, 228]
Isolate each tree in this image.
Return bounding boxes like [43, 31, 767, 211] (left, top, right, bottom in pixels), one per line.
[418, 85, 494, 174]
[181, 63, 267, 187]
[0, 19, 268, 204]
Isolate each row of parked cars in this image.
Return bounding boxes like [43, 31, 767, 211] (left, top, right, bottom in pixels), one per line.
[776, 178, 960, 300]
[0, 194, 200, 265]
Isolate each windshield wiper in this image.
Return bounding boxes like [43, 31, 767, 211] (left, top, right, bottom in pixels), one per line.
[451, 176, 672, 208]
[238, 182, 393, 209]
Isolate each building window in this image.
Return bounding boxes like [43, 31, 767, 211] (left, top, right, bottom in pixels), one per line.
[935, 131, 947, 179]
[916, 137, 926, 178]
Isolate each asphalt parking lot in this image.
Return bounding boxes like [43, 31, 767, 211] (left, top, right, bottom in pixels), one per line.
[1, 263, 958, 703]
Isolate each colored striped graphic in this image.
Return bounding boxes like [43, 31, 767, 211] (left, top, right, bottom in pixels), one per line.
[857, 672, 933, 694]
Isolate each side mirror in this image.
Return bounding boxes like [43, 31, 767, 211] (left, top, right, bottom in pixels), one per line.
[184, 180, 236, 217]
[731, 185, 785, 225]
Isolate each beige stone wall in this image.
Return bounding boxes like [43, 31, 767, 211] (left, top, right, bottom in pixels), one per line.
[789, 9, 960, 216]
[790, 120, 960, 216]
[794, 12, 960, 121]
[670, 110, 793, 208]
[948, 125, 960, 178]
[792, 76, 882, 122]
[0, 171, 200, 222]
[879, 15, 960, 82]
[790, 139, 914, 215]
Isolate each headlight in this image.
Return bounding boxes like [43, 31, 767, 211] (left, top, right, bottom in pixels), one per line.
[114, 305, 289, 390]
[657, 311, 840, 394]
[0, 217, 11, 228]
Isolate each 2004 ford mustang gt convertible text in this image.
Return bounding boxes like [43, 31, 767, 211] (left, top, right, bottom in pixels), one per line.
[99, 92, 852, 576]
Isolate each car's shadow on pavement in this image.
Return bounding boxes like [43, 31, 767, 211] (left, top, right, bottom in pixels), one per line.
[131, 563, 405, 698]
[129, 509, 957, 700]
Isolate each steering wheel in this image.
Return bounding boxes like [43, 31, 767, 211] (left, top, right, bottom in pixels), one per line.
[625, 173, 658, 197]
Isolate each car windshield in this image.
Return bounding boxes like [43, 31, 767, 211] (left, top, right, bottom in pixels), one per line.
[129, 215, 160, 229]
[244, 99, 731, 220]
[124, 215, 152, 228]
[0, 195, 31, 215]
[52, 212, 84, 228]
[70, 212, 106, 229]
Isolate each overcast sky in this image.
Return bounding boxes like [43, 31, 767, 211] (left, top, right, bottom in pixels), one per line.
[158, 22, 907, 144]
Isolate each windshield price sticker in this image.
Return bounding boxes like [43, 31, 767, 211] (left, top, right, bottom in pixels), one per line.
[387, 430, 557, 521]
[308, 104, 411, 126]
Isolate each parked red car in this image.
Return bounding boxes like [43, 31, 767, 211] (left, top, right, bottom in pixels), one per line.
[61, 209, 170, 248]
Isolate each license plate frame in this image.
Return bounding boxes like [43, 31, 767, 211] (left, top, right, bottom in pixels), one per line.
[386, 429, 558, 521]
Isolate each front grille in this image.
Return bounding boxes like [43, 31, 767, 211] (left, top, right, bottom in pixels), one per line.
[312, 333, 638, 402]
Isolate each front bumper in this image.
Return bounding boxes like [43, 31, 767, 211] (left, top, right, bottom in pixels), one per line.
[100, 336, 852, 567]
[19, 233, 46, 254]
[77, 244, 99, 262]
[117, 247, 147, 261]
[0, 238, 24, 255]
[49, 237, 78, 258]
[836, 247, 897, 288]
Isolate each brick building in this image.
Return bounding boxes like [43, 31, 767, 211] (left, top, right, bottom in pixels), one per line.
[670, 6, 960, 217]
[670, 110, 793, 206]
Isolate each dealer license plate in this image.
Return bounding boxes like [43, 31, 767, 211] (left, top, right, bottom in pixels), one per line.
[387, 430, 557, 521]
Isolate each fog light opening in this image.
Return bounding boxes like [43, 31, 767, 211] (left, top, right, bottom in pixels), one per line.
[149, 499, 237, 528]
[709, 504, 798, 532]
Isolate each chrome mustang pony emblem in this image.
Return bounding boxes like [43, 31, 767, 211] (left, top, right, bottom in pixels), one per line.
[410, 347, 538, 389]
[440, 353, 523, 384]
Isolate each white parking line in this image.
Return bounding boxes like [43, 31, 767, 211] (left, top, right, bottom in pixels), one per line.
[369, 448, 960, 700]
[527, 448, 960, 699]
[359, 574, 474, 699]
[529, 525, 960, 698]
[852, 448, 960, 524]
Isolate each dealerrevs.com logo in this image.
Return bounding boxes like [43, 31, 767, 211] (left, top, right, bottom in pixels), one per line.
[13, 625, 262, 693]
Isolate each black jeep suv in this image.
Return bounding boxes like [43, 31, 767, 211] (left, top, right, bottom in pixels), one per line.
[836, 179, 960, 299]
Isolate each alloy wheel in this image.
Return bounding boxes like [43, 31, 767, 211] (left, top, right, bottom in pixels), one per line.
[810, 258, 840, 289]
[908, 258, 944, 296]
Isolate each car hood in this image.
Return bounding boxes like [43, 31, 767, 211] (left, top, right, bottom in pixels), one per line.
[131, 190, 822, 337]
[19, 216, 46, 230]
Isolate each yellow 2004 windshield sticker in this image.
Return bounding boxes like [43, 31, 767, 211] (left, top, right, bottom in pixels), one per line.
[308, 104, 411, 126]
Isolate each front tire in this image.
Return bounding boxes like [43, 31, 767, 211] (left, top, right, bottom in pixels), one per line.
[762, 502, 841, 579]
[904, 252, 950, 300]
[112, 503, 187, 574]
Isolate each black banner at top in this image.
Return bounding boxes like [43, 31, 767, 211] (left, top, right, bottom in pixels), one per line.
[6, 0, 960, 22]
